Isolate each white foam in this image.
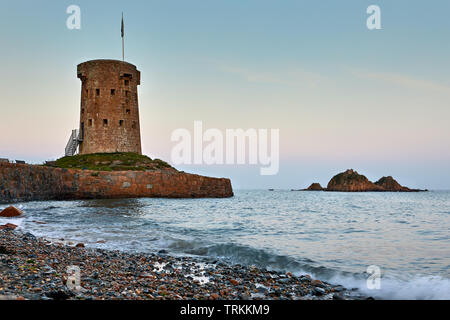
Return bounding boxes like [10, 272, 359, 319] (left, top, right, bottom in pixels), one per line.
[327, 273, 450, 300]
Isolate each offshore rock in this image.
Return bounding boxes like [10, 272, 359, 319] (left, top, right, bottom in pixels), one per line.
[304, 183, 324, 191]
[325, 169, 426, 192]
[327, 169, 382, 192]
[374, 176, 410, 192]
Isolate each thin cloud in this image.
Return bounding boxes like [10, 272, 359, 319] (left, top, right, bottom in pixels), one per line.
[352, 70, 450, 94]
[218, 64, 324, 88]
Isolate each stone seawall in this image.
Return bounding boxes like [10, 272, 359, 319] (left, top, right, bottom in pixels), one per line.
[0, 163, 233, 203]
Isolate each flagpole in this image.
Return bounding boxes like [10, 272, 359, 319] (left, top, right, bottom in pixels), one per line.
[121, 13, 125, 61]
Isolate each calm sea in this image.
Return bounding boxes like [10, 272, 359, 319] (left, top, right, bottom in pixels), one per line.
[2, 190, 449, 299]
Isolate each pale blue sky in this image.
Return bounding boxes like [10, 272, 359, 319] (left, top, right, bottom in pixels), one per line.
[0, 0, 449, 189]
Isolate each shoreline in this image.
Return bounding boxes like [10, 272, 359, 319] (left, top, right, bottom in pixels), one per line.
[0, 229, 370, 300]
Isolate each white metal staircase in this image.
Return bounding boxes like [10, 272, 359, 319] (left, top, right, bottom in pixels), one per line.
[65, 129, 83, 156]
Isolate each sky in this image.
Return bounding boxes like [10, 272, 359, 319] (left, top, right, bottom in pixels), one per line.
[0, 0, 449, 189]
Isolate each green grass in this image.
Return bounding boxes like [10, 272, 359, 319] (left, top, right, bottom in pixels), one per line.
[48, 152, 173, 172]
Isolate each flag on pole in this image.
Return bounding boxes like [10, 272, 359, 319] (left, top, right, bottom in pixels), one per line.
[121, 13, 125, 61]
[121, 13, 124, 38]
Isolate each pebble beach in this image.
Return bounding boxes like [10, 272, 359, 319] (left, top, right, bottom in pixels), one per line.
[0, 228, 369, 301]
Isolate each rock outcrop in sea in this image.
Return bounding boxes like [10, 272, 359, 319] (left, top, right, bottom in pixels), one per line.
[304, 169, 426, 192]
[327, 169, 383, 192]
[304, 183, 324, 191]
[374, 176, 412, 192]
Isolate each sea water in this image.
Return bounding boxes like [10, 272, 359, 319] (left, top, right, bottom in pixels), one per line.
[2, 190, 449, 299]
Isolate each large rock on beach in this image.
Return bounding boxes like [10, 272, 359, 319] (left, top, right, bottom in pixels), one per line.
[0, 223, 18, 230]
[0, 206, 23, 217]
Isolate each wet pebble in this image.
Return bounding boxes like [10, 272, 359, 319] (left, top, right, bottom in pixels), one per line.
[0, 229, 368, 301]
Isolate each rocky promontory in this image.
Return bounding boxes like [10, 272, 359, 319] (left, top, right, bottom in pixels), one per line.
[304, 169, 426, 192]
[0, 153, 234, 203]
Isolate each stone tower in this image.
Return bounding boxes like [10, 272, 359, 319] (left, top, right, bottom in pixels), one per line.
[76, 59, 142, 155]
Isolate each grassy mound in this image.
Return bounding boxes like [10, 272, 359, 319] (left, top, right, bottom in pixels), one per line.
[49, 152, 173, 172]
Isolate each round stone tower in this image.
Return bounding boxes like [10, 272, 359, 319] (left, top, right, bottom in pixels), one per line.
[76, 59, 142, 155]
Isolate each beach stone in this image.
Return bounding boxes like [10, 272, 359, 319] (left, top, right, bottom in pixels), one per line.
[229, 279, 239, 286]
[210, 293, 219, 300]
[257, 286, 268, 294]
[313, 287, 326, 296]
[75, 243, 85, 248]
[311, 279, 325, 287]
[0, 224, 18, 230]
[23, 232, 36, 240]
[333, 286, 345, 292]
[0, 206, 23, 217]
[43, 266, 56, 275]
[44, 290, 73, 300]
[278, 278, 291, 284]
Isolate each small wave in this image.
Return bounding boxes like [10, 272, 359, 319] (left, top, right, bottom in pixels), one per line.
[162, 238, 343, 278]
[161, 238, 450, 299]
[0, 217, 25, 228]
[328, 273, 450, 300]
[13, 221, 450, 300]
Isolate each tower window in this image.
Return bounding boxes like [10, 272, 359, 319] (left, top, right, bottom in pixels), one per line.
[111, 89, 116, 96]
[96, 89, 100, 96]
[119, 120, 124, 127]
[80, 122, 84, 140]
[132, 121, 136, 129]
[125, 90, 129, 97]
[126, 109, 130, 115]
[103, 119, 108, 126]
[81, 108, 84, 114]
[88, 119, 93, 126]
[124, 80, 129, 86]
